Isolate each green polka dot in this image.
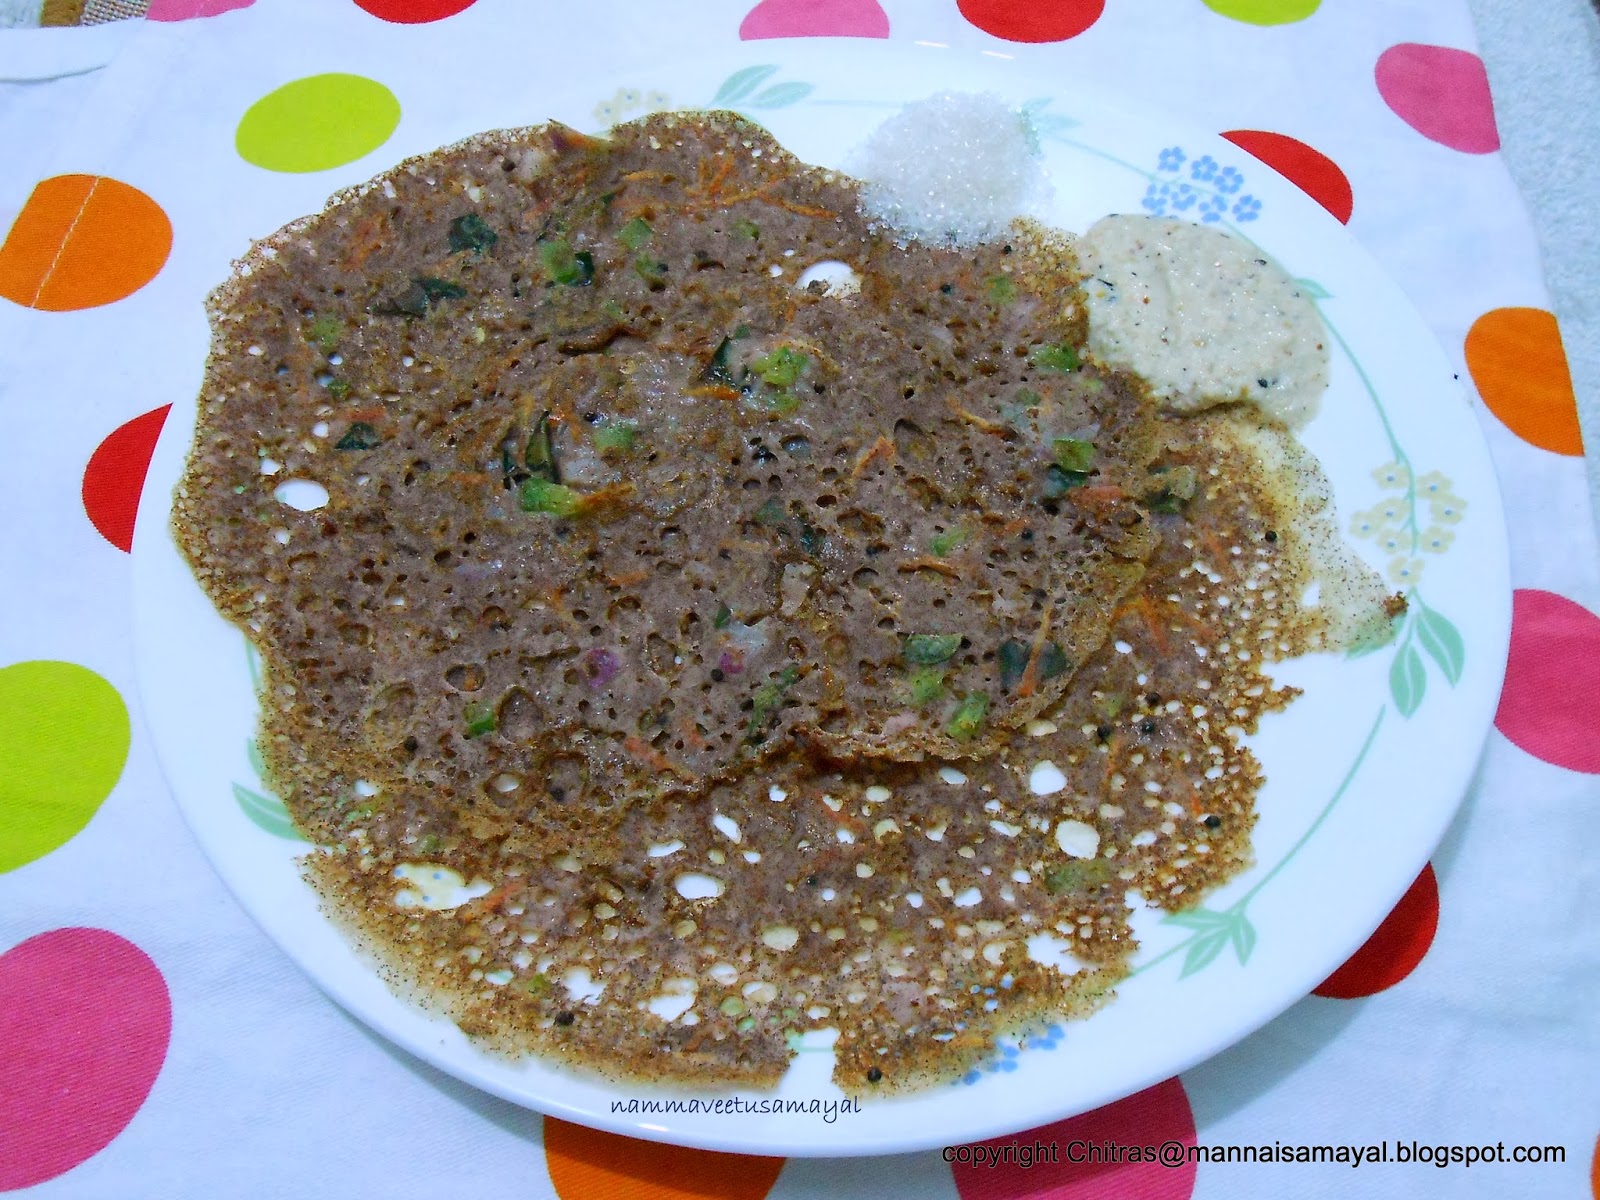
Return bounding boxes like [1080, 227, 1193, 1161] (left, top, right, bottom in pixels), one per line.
[1202, 0, 1319, 24]
[236, 74, 401, 174]
[0, 662, 130, 873]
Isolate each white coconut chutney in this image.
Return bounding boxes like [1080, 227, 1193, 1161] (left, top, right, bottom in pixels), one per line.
[1077, 215, 1329, 429]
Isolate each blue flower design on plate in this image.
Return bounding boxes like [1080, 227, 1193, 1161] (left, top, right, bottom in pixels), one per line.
[1199, 193, 1228, 224]
[952, 1023, 1067, 1085]
[1190, 154, 1219, 183]
[1157, 145, 1186, 173]
[1215, 165, 1244, 195]
[1232, 194, 1262, 222]
[1170, 182, 1198, 212]
[1141, 181, 1170, 215]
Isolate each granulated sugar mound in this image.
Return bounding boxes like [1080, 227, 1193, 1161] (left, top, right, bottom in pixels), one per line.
[853, 92, 1044, 248]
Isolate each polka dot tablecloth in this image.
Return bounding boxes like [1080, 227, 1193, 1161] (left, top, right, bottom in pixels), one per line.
[1, 0, 1597, 1196]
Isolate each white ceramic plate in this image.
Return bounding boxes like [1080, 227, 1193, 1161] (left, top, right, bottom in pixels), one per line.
[133, 40, 1510, 1157]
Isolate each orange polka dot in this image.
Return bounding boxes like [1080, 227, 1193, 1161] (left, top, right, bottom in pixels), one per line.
[1314, 864, 1438, 999]
[0, 176, 171, 312]
[544, 1118, 783, 1200]
[1589, 1133, 1598, 1199]
[1465, 307, 1583, 456]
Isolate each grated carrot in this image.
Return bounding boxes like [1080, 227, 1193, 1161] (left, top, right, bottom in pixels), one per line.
[852, 435, 896, 477]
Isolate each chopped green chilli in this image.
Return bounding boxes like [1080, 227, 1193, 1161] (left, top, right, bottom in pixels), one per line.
[1029, 342, 1081, 373]
[929, 525, 970, 557]
[986, 275, 1017, 304]
[902, 634, 963, 665]
[1044, 859, 1113, 893]
[618, 217, 653, 249]
[448, 212, 498, 254]
[593, 421, 638, 455]
[334, 421, 381, 450]
[908, 667, 946, 705]
[751, 346, 808, 387]
[946, 692, 990, 740]
[1046, 464, 1090, 495]
[700, 336, 741, 387]
[635, 255, 669, 286]
[1053, 437, 1095, 473]
[998, 639, 1031, 691]
[540, 238, 595, 286]
[747, 665, 802, 741]
[308, 314, 341, 352]
[519, 477, 581, 516]
[464, 699, 497, 738]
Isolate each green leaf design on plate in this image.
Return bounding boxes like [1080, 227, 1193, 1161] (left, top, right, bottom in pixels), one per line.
[750, 82, 813, 109]
[1296, 277, 1331, 299]
[1163, 905, 1256, 976]
[1390, 642, 1427, 717]
[1415, 602, 1465, 687]
[233, 782, 305, 841]
[1162, 907, 1234, 932]
[1230, 912, 1258, 964]
[246, 738, 265, 778]
[713, 65, 778, 105]
[1179, 928, 1232, 977]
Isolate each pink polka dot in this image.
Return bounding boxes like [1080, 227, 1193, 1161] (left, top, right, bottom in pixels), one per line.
[950, 1078, 1196, 1199]
[1375, 43, 1500, 154]
[1494, 589, 1600, 773]
[145, 0, 252, 19]
[0, 929, 171, 1190]
[740, 0, 888, 39]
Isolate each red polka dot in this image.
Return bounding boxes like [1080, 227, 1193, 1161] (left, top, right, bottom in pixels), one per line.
[82, 404, 171, 553]
[1494, 590, 1600, 773]
[1375, 44, 1500, 154]
[0, 929, 171, 1190]
[740, 0, 888, 39]
[1220, 130, 1353, 224]
[1589, 1133, 1598, 1199]
[950, 1079, 1196, 1199]
[956, 0, 1104, 43]
[1314, 864, 1439, 999]
[351, 0, 477, 22]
